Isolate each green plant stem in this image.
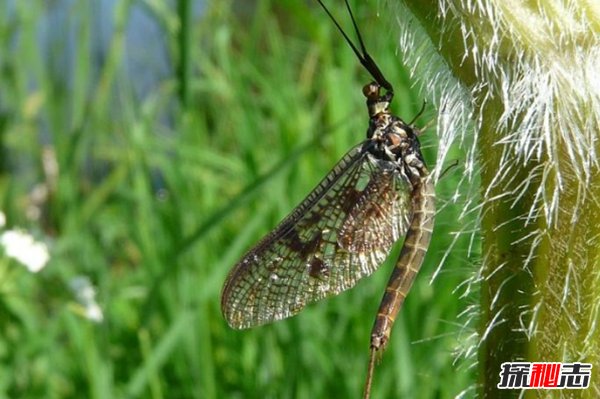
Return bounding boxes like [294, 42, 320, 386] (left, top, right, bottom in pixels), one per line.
[403, 0, 600, 397]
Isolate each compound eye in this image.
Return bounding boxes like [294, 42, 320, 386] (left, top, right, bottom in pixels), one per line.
[362, 82, 380, 100]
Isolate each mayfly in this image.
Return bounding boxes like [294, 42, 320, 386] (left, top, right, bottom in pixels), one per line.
[221, 1, 435, 397]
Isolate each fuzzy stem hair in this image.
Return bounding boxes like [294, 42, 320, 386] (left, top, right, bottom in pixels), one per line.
[390, 0, 600, 396]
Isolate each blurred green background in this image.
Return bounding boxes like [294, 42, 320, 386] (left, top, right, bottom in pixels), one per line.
[0, 0, 477, 398]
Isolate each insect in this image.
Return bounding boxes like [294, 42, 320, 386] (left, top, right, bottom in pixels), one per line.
[221, 1, 435, 398]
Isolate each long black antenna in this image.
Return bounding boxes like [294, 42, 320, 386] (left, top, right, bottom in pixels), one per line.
[316, 0, 393, 93]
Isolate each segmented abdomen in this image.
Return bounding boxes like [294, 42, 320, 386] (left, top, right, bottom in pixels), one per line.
[370, 174, 435, 349]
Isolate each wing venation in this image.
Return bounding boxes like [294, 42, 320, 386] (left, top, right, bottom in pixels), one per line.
[221, 143, 413, 329]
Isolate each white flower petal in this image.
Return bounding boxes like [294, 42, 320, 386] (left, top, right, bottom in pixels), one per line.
[69, 276, 104, 323]
[0, 230, 50, 273]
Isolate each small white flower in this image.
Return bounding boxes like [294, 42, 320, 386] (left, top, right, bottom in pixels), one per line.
[69, 276, 104, 322]
[0, 211, 5, 228]
[0, 229, 49, 273]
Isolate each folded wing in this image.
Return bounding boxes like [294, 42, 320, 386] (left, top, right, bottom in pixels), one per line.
[221, 144, 413, 329]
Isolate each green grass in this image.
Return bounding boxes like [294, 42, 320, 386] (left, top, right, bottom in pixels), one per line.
[0, 0, 476, 398]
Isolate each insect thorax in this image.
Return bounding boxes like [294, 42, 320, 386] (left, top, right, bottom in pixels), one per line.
[365, 110, 426, 186]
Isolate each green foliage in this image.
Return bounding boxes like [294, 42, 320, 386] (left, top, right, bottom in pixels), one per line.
[0, 0, 475, 398]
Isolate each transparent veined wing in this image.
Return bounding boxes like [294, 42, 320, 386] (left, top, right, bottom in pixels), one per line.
[221, 142, 414, 329]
